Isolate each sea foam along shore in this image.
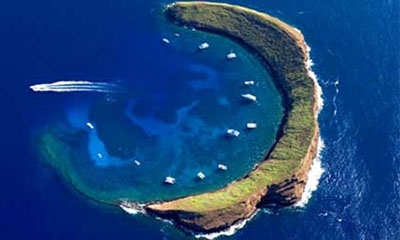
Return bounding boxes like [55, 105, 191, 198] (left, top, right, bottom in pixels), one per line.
[294, 43, 325, 208]
[192, 42, 326, 240]
[120, 200, 259, 240]
[119, 201, 146, 215]
[193, 210, 260, 239]
[294, 137, 325, 208]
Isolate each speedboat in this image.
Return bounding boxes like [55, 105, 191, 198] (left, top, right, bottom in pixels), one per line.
[162, 38, 170, 44]
[241, 93, 257, 102]
[164, 176, 176, 184]
[86, 122, 94, 129]
[247, 123, 257, 129]
[227, 129, 240, 137]
[97, 153, 103, 159]
[244, 80, 255, 85]
[197, 172, 206, 180]
[198, 42, 210, 50]
[134, 160, 141, 166]
[218, 164, 228, 171]
[226, 52, 237, 59]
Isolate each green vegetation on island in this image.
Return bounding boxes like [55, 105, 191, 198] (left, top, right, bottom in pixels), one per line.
[146, 1, 319, 230]
[35, 0, 319, 234]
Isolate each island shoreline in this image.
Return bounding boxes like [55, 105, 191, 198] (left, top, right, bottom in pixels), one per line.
[141, 1, 323, 235]
[35, 1, 324, 237]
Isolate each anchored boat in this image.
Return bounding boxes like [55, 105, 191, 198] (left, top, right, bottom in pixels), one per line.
[241, 93, 257, 102]
[226, 129, 240, 137]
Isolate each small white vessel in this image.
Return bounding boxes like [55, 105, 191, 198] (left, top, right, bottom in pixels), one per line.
[226, 52, 237, 59]
[162, 38, 170, 44]
[241, 93, 257, 102]
[218, 164, 228, 171]
[164, 176, 176, 184]
[198, 42, 209, 50]
[174, 33, 180, 37]
[97, 153, 103, 159]
[227, 129, 240, 137]
[247, 123, 257, 129]
[134, 160, 141, 166]
[197, 172, 206, 180]
[86, 122, 94, 129]
[244, 80, 255, 85]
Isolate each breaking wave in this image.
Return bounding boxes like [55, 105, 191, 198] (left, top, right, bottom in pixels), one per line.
[193, 211, 259, 240]
[119, 201, 146, 215]
[29, 80, 124, 93]
[294, 137, 325, 207]
[292, 43, 326, 207]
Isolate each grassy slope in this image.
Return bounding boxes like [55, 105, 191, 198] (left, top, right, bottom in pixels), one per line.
[149, 1, 316, 212]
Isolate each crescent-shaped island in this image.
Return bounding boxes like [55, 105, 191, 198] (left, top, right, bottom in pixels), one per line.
[36, 0, 322, 236]
[129, 1, 321, 234]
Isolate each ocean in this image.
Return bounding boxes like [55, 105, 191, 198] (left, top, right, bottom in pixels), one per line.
[0, 0, 399, 239]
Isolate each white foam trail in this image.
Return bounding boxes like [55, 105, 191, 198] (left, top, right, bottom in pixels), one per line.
[193, 210, 259, 240]
[29, 80, 123, 93]
[294, 137, 325, 207]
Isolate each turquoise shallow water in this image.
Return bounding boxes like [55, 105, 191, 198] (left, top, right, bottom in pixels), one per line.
[43, 11, 284, 202]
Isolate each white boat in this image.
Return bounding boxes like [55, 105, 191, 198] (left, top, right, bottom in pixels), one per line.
[197, 172, 206, 180]
[227, 129, 240, 137]
[97, 153, 103, 159]
[244, 80, 255, 85]
[241, 93, 257, 102]
[162, 38, 170, 44]
[247, 123, 257, 129]
[86, 122, 94, 129]
[226, 52, 237, 59]
[218, 164, 228, 170]
[134, 160, 141, 166]
[164, 176, 176, 184]
[198, 42, 209, 50]
[174, 33, 180, 37]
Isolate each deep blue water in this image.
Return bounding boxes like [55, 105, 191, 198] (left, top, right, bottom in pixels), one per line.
[0, 0, 399, 239]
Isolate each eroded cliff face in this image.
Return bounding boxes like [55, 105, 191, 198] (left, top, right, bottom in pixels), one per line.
[143, 1, 322, 234]
[145, 126, 320, 233]
[146, 192, 262, 233]
[258, 126, 320, 207]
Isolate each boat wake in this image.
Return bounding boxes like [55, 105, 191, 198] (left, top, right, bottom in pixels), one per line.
[29, 80, 124, 93]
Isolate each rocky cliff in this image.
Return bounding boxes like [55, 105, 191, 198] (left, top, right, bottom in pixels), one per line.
[146, 127, 319, 233]
[143, 1, 321, 234]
